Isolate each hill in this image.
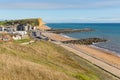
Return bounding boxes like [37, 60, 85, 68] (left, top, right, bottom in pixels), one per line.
[0, 18, 39, 26]
[0, 41, 118, 80]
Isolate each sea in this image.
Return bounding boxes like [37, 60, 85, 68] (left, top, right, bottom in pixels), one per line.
[47, 23, 120, 55]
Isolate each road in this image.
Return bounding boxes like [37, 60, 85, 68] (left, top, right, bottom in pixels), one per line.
[30, 30, 48, 40]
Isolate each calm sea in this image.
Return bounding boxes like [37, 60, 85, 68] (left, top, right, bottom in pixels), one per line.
[47, 23, 120, 55]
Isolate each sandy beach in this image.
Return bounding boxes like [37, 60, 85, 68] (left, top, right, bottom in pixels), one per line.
[42, 32, 120, 69]
[73, 44, 120, 68]
[42, 32, 75, 41]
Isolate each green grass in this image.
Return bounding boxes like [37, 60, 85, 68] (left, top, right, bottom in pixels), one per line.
[0, 41, 118, 80]
[14, 38, 31, 43]
[0, 42, 4, 44]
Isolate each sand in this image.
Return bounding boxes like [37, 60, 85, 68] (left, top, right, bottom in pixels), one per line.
[42, 32, 75, 41]
[40, 26, 51, 30]
[73, 44, 120, 69]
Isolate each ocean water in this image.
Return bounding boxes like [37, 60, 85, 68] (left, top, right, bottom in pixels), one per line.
[47, 23, 120, 55]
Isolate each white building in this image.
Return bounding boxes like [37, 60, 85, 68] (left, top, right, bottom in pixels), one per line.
[12, 35, 22, 40]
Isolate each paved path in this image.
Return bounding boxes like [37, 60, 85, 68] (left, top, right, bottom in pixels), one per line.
[53, 42, 120, 79]
[21, 40, 35, 45]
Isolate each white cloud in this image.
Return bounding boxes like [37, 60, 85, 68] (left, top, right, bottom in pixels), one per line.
[0, 0, 120, 9]
[78, 17, 120, 21]
[51, 17, 120, 23]
[0, 2, 77, 9]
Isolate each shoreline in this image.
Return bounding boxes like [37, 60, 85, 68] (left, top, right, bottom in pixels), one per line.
[61, 33, 120, 56]
[42, 32, 75, 41]
[90, 45, 120, 57]
[59, 33, 77, 40]
[44, 33, 120, 57]
[64, 34, 120, 65]
[73, 44, 120, 68]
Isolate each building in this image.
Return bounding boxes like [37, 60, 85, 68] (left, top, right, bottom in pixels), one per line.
[0, 33, 13, 41]
[0, 18, 51, 41]
[12, 34, 22, 40]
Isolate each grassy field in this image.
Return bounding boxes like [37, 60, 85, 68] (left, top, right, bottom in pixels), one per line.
[0, 41, 118, 80]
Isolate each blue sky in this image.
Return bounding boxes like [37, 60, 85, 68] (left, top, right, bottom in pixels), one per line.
[0, 0, 120, 23]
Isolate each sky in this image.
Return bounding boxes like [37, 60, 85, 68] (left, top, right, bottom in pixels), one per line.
[0, 0, 120, 23]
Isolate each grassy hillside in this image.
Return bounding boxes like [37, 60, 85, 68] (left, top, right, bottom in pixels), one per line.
[0, 41, 118, 80]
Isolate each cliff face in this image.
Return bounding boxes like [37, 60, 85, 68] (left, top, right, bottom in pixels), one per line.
[38, 18, 46, 27]
[38, 18, 51, 30]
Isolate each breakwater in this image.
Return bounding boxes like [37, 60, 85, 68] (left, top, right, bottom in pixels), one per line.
[62, 38, 107, 45]
[47, 28, 94, 34]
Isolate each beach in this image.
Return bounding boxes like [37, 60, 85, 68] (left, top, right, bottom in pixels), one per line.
[42, 32, 120, 67]
[42, 31, 120, 78]
[73, 44, 120, 68]
[42, 32, 75, 41]
[47, 23, 120, 54]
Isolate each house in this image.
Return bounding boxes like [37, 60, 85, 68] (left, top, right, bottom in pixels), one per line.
[0, 25, 4, 32]
[0, 25, 16, 33]
[0, 33, 13, 41]
[0, 18, 49, 41]
[12, 34, 22, 40]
